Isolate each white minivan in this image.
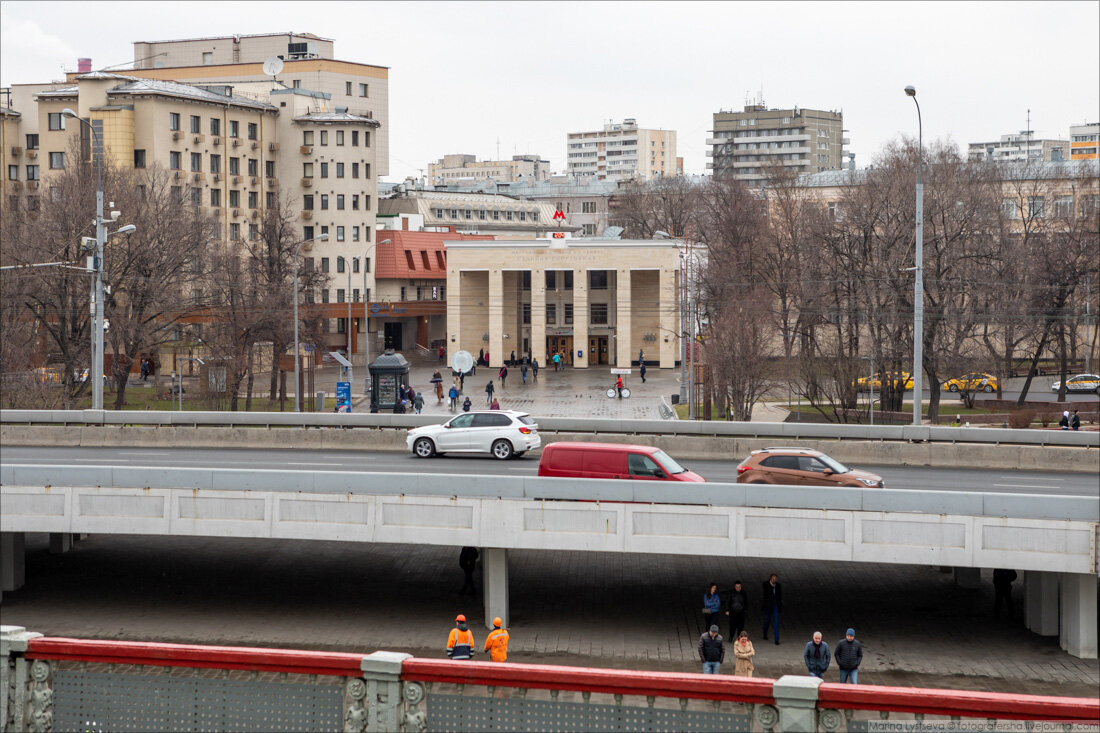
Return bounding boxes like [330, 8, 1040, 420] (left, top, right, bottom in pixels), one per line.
[406, 410, 540, 459]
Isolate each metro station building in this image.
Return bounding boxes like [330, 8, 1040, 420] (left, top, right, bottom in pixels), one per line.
[444, 236, 681, 369]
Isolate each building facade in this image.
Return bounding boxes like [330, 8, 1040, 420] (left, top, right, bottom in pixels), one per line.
[427, 153, 550, 185]
[566, 119, 677, 182]
[445, 237, 681, 370]
[1070, 122, 1099, 160]
[967, 131, 1070, 162]
[708, 105, 845, 184]
[379, 187, 579, 238]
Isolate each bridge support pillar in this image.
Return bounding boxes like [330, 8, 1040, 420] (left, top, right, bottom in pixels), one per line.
[1024, 571, 1059, 636]
[481, 547, 509, 630]
[769, 675, 822, 732]
[953, 566, 981, 589]
[49, 532, 72, 554]
[1, 532, 26, 597]
[1059, 573, 1098, 659]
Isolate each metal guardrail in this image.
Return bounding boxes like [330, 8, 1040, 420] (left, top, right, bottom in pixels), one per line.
[3, 465, 1096, 521]
[2, 409, 1097, 447]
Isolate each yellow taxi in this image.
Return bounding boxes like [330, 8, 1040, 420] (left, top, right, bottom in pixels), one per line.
[32, 366, 64, 384]
[854, 372, 913, 390]
[942, 372, 997, 393]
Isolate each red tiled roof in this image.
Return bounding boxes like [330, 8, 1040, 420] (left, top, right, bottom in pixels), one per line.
[374, 229, 493, 279]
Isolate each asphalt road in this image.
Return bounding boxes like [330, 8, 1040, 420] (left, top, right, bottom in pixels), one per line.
[5, 446, 1098, 495]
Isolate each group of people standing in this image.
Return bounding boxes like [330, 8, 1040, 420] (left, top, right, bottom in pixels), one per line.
[697, 576, 863, 683]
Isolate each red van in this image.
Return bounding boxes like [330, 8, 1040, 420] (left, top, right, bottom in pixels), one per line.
[537, 442, 705, 482]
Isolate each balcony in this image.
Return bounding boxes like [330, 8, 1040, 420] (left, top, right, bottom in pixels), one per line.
[705, 137, 724, 146]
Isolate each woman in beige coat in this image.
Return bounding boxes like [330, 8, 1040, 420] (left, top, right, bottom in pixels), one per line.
[733, 630, 755, 677]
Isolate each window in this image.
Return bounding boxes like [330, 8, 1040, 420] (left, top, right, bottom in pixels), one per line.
[247, 158, 258, 176]
[190, 153, 202, 172]
[320, 194, 329, 210]
[321, 289, 329, 304]
[352, 258, 360, 274]
[321, 257, 330, 273]
[336, 130, 344, 146]
[352, 226, 360, 241]
[229, 120, 239, 138]
[352, 195, 360, 210]
[248, 191, 257, 209]
[336, 194, 345, 210]
[210, 154, 221, 174]
[1027, 196, 1045, 218]
[247, 123, 257, 140]
[303, 226, 314, 240]
[320, 162, 329, 178]
[1081, 195, 1100, 216]
[464, 209, 472, 220]
[320, 130, 328, 146]
[1001, 198, 1017, 219]
[229, 189, 239, 207]
[210, 188, 221, 207]
[364, 195, 371, 210]
[230, 223, 240, 240]
[589, 270, 608, 290]
[363, 131, 370, 147]
[1053, 195, 1073, 218]
[266, 191, 276, 208]
[353, 288, 360, 302]
[169, 151, 181, 170]
[478, 210, 486, 220]
[168, 113, 180, 131]
[359, 83, 368, 97]
[546, 304, 556, 324]
[590, 303, 608, 325]
[337, 256, 346, 273]
[337, 226, 345, 242]
[49, 152, 65, 169]
[131, 149, 146, 168]
[302, 162, 314, 177]
[582, 201, 597, 213]
[7, 165, 16, 181]
[292, 79, 301, 89]
[210, 118, 221, 136]
[191, 188, 202, 206]
[582, 223, 596, 236]
[336, 162, 344, 178]
[520, 271, 531, 290]
[364, 163, 371, 179]
[190, 115, 201, 134]
[545, 271, 556, 289]
[405, 250, 416, 270]
[202, 51, 213, 65]
[265, 160, 275, 178]
[351, 130, 359, 146]
[303, 194, 314, 210]
[450, 209, 458, 219]
[229, 157, 240, 175]
[506, 210, 513, 221]
[564, 303, 574, 324]
[564, 270, 573, 289]
[345, 81, 353, 96]
[522, 303, 531, 325]
[25, 134, 38, 150]
[352, 162, 359, 178]
[303, 130, 314, 145]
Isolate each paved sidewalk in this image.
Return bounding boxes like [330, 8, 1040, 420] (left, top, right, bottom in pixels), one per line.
[4, 534, 1096, 698]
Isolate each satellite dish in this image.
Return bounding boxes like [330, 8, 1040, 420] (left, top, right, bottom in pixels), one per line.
[451, 350, 474, 375]
[262, 57, 284, 78]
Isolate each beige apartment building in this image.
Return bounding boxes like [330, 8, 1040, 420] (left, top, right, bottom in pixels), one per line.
[1070, 122, 1099, 160]
[567, 119, 677, 182]
[708, 104, 845, 184]
[2, 32, 389, 360]
[428, 153, 551, 185]
[968, 131, 1070, 163]
[445, 237, 681, 370]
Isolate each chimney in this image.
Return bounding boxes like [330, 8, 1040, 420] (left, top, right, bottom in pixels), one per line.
[78, 58, 92, 73]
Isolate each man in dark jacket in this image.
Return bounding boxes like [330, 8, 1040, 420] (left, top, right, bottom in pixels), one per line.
[762, 573, 782, 644]
[459, 547, 479, 596]
[803, 631, 830, 679]
[993, 568, 1018, 619]
[725, 580, 748, 641]
[698, 625, 725, 674]
[834, 628, 862, 684]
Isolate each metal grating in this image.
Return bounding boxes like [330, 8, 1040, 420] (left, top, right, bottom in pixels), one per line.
[426, 694, 752, 732]
[52, 670, 343, 732]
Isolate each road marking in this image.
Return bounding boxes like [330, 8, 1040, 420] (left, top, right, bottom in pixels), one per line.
[71, 458, 129, 462]
[998, 476, 1063, 481]
[287, 462, 341, 467]
[119, 451, 170, 456]
[994, 484, 1060, 489]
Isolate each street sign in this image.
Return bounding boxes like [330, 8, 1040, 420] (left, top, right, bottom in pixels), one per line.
[610, 368, 631, 375]
[329, 351, 352, 368]
[336, 381, 351, 412]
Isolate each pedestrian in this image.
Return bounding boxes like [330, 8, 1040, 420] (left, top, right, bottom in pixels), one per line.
[835, 628, 862, 684]
[733, 631, 755, 677]
[140, 359, 149, 382]
[393, 398, 406, 414]
[446, 614, 475, 661]
[489, 398, 501, 410]
[697, 625, 724, 674]
[804, 631, 831, 679]
[485, 379, 495, 405]
[640, 361, 647, 383]
[509, 350, 516, 367]
[993, 568, 1018, 619]
[725, 580, 748, 641]
[433, 376, 444, 404]
[615, 375, 624, 399]
[762, 573, 782, 645]
[413, 391, 424, 414]
[521, 362, 528, 384]
[1059, 410, 1070, 430]
[553, 352, 561, 371]
[439, 345, 445, 362]
[448, 385, 459, 412]
[459, 546, 478, 595]
[484, 617, 510, 662]
[1070, 409, 1081, 431]
[478, 348, 485, 366]
[499, 365, 508, 389]
[462, 396, 472, 412]
[459, 371, 465, 391]
[638, 349, 644, 364]
[531, 359, 539, 380]
[398, 383, 407, 403]
[702, 582, 721, 631]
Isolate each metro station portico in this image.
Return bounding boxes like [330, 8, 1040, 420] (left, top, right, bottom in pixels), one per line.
[445, 238, 681, 369]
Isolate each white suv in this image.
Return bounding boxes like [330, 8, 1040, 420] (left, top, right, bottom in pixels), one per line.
[406, 410, 541, 460]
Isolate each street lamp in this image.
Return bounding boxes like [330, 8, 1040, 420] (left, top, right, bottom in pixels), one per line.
[293, 233, 328, 412]
[903, 85, 924, 426]
[63, 108, 137, 410]
[363, 239, 390, 395]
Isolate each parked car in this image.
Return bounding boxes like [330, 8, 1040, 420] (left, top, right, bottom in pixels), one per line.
[736, 447, 884, 488]
[537, 442, 705, 482]
[406, 410, 540, 460]
[942, 372, 997, 393]
[853, 372, 913, 390]
[1050, 374, 1100, 394]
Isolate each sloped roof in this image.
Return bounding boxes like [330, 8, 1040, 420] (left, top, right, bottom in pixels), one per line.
[107, 77, 275, 111]
[293, 111, 380, 127]
[374, 230, 494, 280]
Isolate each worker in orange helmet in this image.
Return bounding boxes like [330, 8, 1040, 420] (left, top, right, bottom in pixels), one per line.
[484, 617, 510, 662]
[446, 614, 475, 660]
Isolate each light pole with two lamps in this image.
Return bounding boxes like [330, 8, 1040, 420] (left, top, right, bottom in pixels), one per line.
[903, 86, 924, 427]
[362, 239, 390, 395]
[292, 233, 328, 412]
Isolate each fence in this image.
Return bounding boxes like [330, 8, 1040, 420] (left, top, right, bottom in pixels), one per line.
[3, 628, 1097, 732]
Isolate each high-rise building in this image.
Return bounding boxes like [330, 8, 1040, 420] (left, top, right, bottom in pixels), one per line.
[428, 153, 550, 185]
[967, 131, 1070, 162]
[1069, 122, 1099, 160]
[707, 104, 845, 184]
[566, 119, 677, 181]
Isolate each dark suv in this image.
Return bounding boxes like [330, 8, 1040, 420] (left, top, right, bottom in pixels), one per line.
[736, 447, 884, 488]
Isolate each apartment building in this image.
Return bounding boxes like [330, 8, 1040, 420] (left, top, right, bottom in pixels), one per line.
[708, 104, 845, 184]
[428, 153, 551, 185]
[967, 131, 1070, 162]
[1, 32, 389, 361]
[566, 119, 677, 182]
[1070, 122, 1099, 160]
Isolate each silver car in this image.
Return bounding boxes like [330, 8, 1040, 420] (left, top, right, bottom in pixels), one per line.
[1050, 374, 1100, 394]
[406, 410, 541, 459]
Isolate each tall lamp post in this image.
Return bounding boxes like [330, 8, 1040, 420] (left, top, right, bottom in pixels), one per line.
[293, 233, 328, 412]
[904, 86, 924, 426]
[363, 239, 390, 395]
[62, 108, 136, 410]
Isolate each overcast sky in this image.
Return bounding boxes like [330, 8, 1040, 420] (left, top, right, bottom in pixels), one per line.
[2, 1, 1097, 180]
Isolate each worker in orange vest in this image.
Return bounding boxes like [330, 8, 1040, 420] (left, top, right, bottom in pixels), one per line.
[484, 617, 510, 662]
[446, 614, 475, 660]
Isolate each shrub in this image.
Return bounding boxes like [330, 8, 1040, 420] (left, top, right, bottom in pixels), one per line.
[1008, 409, 1036, 429]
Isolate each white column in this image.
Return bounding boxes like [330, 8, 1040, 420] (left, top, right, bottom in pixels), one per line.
[481, 547, 509, 630]
[953, 567, 981, 589]
[1, 532, 26, 593]
[615, 268, 632, 368]
[1024, 571, 1059, 637]
[489, 270, 504, 367]
[530, 268, 545, 365]
[573, 269, 588, 368]
[49, 533, 72, 554]
[1059, 572, 1098, 659]
[447, 270, 461, 357]
[659, 267, 677, 368]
